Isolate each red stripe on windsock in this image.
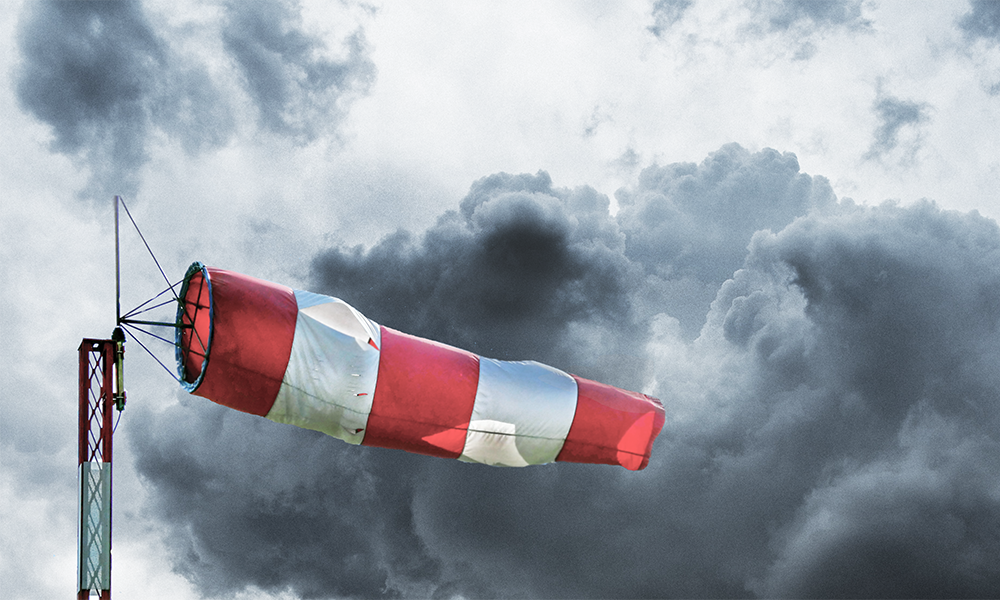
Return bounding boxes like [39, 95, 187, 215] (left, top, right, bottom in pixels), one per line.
[364, 327, 479, 458]
[556, 377, 665, 470]
[181, 267, 298, 416]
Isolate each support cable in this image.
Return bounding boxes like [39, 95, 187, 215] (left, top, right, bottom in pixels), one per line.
[114, 196, 187, 387]
[120, 318, 190, 329]
[119, 324, 180, 383]
[121, 323, 180, 348]
[121, 279, 183, 320]
[118, 196, 179, 304]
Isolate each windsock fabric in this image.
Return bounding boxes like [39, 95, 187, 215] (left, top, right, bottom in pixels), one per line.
[176, 263, 665, 470]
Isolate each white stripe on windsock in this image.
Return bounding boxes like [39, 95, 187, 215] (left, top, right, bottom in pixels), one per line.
[459, 358, 578, 467]
[266, 291, 381, 445]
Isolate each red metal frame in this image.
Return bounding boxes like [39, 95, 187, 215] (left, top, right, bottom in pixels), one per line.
[78, 339, 114, 600]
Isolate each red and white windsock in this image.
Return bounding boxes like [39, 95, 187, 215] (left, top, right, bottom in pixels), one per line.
[175, 263, 665, 470]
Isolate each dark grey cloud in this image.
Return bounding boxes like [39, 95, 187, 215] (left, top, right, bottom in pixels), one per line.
[959, 0, 1000, 41]
[221, 0, 375, 141]
[738, 200, 1000, 597]
[864, 92, 931, 164]
[131, 397, 439, 598]
[132, 146, 1000, 599]
[617, 143, 836, 337]
[16, 0, 181, 199]
[314, 170, 646, 388]
[406, 198, 1000, 599]
[15, 0, 374, 201]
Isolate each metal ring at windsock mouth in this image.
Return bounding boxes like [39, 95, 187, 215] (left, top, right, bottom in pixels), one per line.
[175, 262, 214, 392]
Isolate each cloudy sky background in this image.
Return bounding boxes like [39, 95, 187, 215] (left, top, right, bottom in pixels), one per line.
[4, 0, 1000, 598]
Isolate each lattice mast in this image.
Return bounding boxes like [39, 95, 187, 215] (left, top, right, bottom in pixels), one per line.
[77, 338, 120, 599]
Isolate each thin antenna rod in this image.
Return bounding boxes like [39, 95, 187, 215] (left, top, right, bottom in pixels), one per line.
[115, 195, 121, 326]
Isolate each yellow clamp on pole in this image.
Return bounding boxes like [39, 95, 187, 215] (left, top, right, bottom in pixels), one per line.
[112, 326, 126, 411]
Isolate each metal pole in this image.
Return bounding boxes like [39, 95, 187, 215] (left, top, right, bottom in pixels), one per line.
[115, 196, 121, 326]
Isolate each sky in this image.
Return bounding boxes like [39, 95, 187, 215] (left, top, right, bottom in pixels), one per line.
[3, 0, 1000, 598]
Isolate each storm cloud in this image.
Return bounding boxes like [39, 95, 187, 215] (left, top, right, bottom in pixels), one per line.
[132, 145, 1000, 598]
[708, 200, 1000, 597]
[15, 0, 373, 200]
[404, 195, 1000, 598]
[312, 169, 645, 388]
[617, 144, 836, 338]
[16, 0, 180, 199]
[221, 0, 375, 141]
[132, 400, 438, 598]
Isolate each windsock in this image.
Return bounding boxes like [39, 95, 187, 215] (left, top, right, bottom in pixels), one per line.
[175, 263, 664, 470]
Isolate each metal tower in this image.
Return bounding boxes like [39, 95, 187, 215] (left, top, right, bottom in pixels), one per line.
[78, 330, 124, 599]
